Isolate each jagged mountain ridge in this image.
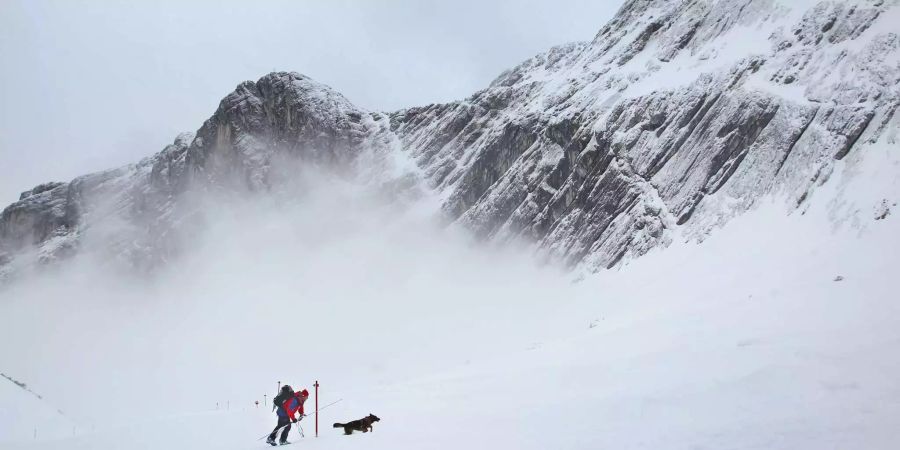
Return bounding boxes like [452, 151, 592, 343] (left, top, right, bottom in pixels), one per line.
[1, 0, 898, 278]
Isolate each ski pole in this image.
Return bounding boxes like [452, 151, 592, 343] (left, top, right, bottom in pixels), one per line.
[257, 399, 343, 441]
[259, 421, 293, 441]
[258, 415, 309, 441]
[304, 398, 343, 417]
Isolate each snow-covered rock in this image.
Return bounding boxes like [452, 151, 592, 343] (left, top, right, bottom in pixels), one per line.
[392, 0, 900, 269]
[1, 0, 898, 277]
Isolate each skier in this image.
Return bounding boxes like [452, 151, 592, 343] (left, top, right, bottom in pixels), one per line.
[267, 385, 309, 446]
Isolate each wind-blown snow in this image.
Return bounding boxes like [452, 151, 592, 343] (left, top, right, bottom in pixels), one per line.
[2, 133, 899, 449]
[2, 0, 900, 448]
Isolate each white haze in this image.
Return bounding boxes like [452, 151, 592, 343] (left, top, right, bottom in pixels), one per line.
[2, 140, 899, 449]
[2, 0, 898, 444]
[0, 164, 577, 428]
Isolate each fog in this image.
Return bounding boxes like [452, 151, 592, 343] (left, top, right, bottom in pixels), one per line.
[3, 137, 899, 449]
[0, 159, 580, 428]
[5, 1, 900, 448]
[0, 0, 628, 434]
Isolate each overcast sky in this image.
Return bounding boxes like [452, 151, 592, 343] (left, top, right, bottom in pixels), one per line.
[0, 0, 623, 205]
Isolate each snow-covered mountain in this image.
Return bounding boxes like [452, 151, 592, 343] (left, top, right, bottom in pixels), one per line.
[1, 0, 898, 278]
[4, 186, 900, 449]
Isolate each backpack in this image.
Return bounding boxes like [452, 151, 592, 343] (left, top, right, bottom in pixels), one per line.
[273, 392, 290, 409]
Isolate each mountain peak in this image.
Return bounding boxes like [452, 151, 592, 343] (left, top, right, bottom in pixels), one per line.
[2, 0, 898, 278]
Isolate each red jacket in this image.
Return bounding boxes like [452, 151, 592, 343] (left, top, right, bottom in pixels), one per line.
[280, 392, 307, 419]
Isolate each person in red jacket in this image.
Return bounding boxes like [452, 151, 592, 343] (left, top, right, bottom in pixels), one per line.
[267, 386, 309, 446]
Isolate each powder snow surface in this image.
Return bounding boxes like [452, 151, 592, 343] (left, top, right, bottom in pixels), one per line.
[3, 0, 900, 447]
[2, 141, 898, 450]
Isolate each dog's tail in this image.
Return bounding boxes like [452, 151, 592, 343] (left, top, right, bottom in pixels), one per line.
[333, 423, 344, 428]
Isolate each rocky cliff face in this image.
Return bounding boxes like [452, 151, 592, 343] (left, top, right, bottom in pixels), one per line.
[392, 0, 900, 269]
[0, 74, 394, 276]
[2, 0, 898, 279]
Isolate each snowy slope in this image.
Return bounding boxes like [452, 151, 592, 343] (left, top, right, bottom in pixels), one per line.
[0, 374, 75, 443]
[2, 148, 898, 448]
[1, 1, 899, 448]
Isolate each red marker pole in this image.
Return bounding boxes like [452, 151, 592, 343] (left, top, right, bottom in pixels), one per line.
[314, 380, 320, 437]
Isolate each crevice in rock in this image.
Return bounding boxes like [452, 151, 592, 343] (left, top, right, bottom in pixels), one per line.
[774, 106, 818, 178]
[835, 109, 876, 160]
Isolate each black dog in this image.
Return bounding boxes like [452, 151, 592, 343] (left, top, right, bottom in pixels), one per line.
[333, 414, 380, 435]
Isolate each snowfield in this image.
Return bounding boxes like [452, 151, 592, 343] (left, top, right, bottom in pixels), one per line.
[2, 0, 900, 448]
[2, 139, 898, 449]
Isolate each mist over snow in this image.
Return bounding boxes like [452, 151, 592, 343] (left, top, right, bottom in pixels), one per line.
[0, 162, 576, 426]
[0, 142, 897, 449]
[3, 0, 900, 449]
[1, 138, 899, 449]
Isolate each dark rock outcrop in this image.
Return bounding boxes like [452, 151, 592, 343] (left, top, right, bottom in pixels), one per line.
[2, 0, 898, 278]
